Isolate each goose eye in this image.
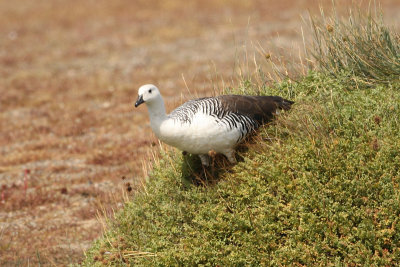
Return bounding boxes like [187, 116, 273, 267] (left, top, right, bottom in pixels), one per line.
[148, 89, 152, 93]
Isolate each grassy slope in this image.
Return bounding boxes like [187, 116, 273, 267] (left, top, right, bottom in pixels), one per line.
[83, 14, 400, 266]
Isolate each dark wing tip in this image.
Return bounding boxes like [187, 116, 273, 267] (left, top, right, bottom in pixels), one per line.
[279, 99, 294, 111]
[270, 96, 294, 111]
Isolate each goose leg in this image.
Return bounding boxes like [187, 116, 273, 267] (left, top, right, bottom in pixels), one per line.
[223, 149, 237, 164]
[198, 154, 211, 166]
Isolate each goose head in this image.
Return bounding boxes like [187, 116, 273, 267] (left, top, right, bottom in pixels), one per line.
[135, 84, 162, 108]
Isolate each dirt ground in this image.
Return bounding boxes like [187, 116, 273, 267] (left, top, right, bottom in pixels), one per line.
[0, 0, 399, 265]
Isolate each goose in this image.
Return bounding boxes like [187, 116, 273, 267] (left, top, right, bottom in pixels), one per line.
[135, 84, 293, 166]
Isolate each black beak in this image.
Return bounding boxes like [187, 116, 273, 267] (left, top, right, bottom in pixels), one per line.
[135, 95, 144, 107]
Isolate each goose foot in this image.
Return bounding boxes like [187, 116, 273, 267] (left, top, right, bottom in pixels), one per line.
[222, 149, 237, 164]
[198, 154, 211, 166]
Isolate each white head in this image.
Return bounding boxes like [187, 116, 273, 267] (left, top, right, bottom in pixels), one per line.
[135, 84, 162, 107]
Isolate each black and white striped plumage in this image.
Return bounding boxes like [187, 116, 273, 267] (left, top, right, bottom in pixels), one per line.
[135, 84, 294, 165]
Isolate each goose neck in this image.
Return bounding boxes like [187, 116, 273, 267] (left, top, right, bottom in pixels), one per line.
[147, 98, 167, 123]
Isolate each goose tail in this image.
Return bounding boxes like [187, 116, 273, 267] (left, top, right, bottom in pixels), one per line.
[273, 97, 294, 111]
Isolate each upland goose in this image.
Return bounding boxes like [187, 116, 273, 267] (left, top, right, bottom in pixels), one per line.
[135, 84, 293, 166]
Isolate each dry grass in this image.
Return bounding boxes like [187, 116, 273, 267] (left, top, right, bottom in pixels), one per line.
[0, 0, 399, 265]
[309, 5, 400, 84]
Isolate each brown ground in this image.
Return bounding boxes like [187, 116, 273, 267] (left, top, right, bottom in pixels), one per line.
[0, 0, 399, 265]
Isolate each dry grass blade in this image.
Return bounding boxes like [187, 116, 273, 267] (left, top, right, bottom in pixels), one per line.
[122, 250, 157, 258]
